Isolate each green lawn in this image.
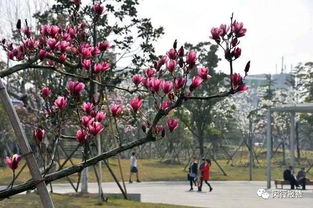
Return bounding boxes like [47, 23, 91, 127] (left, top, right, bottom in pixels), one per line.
[1, 193, 196, 208]
[1, 148, 312, 187]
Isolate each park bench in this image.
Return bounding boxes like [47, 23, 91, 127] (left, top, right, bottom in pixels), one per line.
[275, 179, 313, 189]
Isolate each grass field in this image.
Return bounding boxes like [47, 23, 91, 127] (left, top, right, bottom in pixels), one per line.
[1, 193, 195, 208]
[0, 148, 312, 186]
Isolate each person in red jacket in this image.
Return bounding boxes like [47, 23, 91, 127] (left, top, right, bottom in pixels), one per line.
[198, 159, 213, 192]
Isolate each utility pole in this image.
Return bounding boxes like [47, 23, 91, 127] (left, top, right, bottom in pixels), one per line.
[248, 117, 253, 181]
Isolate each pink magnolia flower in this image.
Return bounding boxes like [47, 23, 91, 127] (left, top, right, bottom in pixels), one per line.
[79, 21, 88, 29]
[48, 26, 61, 37]
[141, 78, 151, 89]
[59, 54, 67, 63]
[159, 55, 168, 65]
[62, 33, 72, 42]
[231, 38, 239, 47]
[21, 27, 31, 38]
[110, 104, 123, 117]
[81, 59, 92, 70]
[232, 47, 241, 59]
[95, 111, 106, 122]
[7, 51, 14, 60]
[41, 87, 52, 98]
[231, 73, 248, 92]
[40, 25, 50, 36]
[197, 67, 211, 80]
[219, 24, 229, 37]
[38, 50, 47, 60]
[98, 41, 110, 51]
[130, 97, 143, 112]
[174, 77, 187, 89]
[166, 60, 176, 73]
[80, 47, 92, 59]
[186, 50, 197, 65]
[47, 38, 57, 50]
[34, 128, 45, 145]
[91, 46, 100, 56]
[100, 62, 111, 72]
[90, 110, 97, 118]
[24, 39, 39, 50]
[88, 122, 104, 136]
[93, 62, 110, 73]
[210, 27, 222, 41]
[81, 116, 94, 127]
[161, 101, 173, 110]
[68, 81, 85, 96]
[76, 129, 88, 144]
[67, 27, 77, 38]
[153, 125, 164, 135]
[150, 79, 163, 93]
[162, 81, 173, 94]
[145, 68, 155, 78]
[93, 4, 104, 15]
[39, 36, 46, 44]
[57, 41, 71, 53]
[94, 63, 103, 73]
[5, 154, 22, 170]
[54, 96, 67, 110]
[166, 119, 179, 132]
[81, 102, 94, 114]
[232, 22, 247, 37]
[132, 74, 143, 86]
[189, 76, 203, 91]
[167, 48, 177, 60]
[178, 46, 184, 57]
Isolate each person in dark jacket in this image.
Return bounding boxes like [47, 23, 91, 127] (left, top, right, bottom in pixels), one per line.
[283, 166, 299, 189]
[187, 157, 198, 191]
[198, 159, 213, 192]
[297, 167, 306, 190]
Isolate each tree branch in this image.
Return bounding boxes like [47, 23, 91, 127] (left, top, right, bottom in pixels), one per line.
[187, 91, 232, 100]
[0, 136, 152, 199]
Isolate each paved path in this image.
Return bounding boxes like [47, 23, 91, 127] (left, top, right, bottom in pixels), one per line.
[50, 181, 313, 208]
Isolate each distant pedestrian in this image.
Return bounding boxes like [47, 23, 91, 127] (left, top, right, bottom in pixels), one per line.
[198, 159, 213, 192]
[129, 152, 140, 183]
[297, 167, 306, 190]
[283, 166, 299, 189]
[187, 157, 198, 191]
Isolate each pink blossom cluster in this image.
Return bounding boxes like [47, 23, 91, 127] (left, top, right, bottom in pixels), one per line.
[210, 19, 249, 92]
[77, 102, 106, 143]
[1, 2, 109, 77]
[130, 41, 214, 136]
[131, 44, 211, 96]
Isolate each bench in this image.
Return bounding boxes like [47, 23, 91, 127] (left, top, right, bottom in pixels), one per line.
[275, 179, 313, 189]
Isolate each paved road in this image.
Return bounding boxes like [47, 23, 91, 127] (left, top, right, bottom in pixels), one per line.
[50, 181, 313, 208]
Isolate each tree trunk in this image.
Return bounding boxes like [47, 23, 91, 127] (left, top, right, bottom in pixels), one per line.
[198, 136, 204, 158]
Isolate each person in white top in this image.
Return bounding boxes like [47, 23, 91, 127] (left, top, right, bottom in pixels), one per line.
[129, 152, 140, 183]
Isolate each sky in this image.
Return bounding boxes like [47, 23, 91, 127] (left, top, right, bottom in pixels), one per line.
[137, 0, 313, 75]
[0, 0, 312, 76]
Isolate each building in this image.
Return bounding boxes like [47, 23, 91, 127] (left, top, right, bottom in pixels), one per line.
[245, 73, 295, 90]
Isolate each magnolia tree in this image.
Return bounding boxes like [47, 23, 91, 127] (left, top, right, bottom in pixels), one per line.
[0, 0, 249, 198]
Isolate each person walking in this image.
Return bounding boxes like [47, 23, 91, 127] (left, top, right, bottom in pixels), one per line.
[187, 157, 198, 191]
[129, 152, 140, 183]
[198, 159, 213, 192]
